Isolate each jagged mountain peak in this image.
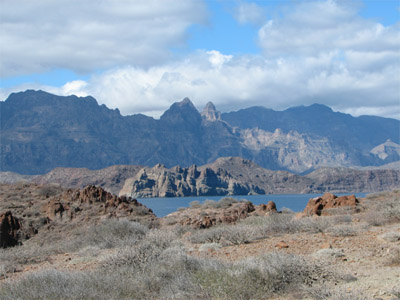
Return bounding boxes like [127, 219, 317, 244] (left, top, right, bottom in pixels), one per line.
[160, 97, 201, 126]
[201, 101, 221, 121]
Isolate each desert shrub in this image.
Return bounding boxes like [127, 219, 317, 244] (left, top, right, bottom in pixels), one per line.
[198, 243, 222, 252]
[103, 229, 178, 269]
[280, 207, 294, 214]
[189, 200, 201, 208]
[305, 285, 374, 300]
[362, 210, 387, 226]
[37, 184, 62, 197]
[189, 197, 245, 210]
[188, 224, 259, 245]
[0, 269, 146, 300]
[326, 224, 358, 237]
[361, 190, 400, 226]
[380, 231, 400, 242]
[1, 243, 337, 300]
[195, 252, 319, 300]
[331, 214, 353, 223]
[85, 219, 149, 249]
[386, 246, 400, 266]
[390, 287, 400, 298]
[240, 214, 332, 235]
[188, 226, 226, 244]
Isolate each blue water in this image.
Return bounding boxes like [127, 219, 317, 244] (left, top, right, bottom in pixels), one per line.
[139, 193, 367, 217]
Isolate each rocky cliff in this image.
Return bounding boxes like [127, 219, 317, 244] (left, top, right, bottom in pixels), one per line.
[119, 163, 264, 198]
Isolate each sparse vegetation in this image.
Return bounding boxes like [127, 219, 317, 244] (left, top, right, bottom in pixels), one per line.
[1, 188, 399, 299]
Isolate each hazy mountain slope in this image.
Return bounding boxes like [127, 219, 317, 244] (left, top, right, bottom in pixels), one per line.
[221, 104, 400, 151]
[1, 90, 398, 174]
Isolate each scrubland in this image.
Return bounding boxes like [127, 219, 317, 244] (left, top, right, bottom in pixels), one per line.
[0, 189, 399, 300]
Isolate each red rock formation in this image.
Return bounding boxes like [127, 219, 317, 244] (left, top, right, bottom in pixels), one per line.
[0, 211, 22, 248]
[303, 193, 359, 216]
[255, 201, 278, 215]
[179, 201, 255, 229]
[44, 185, 156, 222]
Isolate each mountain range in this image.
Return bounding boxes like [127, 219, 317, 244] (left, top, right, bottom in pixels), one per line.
[1, 90, 399, 175]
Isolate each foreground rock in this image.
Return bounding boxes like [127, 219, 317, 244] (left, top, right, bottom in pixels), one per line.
[46, 185, 156, 222]
[0, 211, 22, 248]
[163, 198, 279, 229]
[303, 193, 359, 216]
[0, 183, 156, 248]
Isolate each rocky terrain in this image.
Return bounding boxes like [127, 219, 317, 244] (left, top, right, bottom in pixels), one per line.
[1, 90, 399, 174]
[0, 183, 399, 300]
[3, 157, 398, 197]
[0, 183, 156, 249]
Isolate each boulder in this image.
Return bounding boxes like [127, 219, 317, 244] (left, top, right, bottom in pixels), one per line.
[303, 193, 358, 216]
[178, 201, 255, 229]
[255, 201, 278, 215]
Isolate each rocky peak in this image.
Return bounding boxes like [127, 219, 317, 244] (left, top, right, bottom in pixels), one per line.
[160, 97, 201, 127]
[201, 101, 221, 121]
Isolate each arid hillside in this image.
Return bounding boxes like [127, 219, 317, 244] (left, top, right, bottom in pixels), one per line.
[1, 183, 399, 299]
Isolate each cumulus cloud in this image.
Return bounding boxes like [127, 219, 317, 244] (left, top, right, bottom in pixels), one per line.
[1, 0, 398, 120]
[0, 0, 207, 76]
[234, 2, 266, 26]
[3, 47, 398, 119]
[258, 0, 399, 56]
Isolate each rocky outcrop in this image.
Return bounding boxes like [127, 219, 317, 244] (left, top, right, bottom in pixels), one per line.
[255, 201, 278, 215]
[45, 185, 156, 222]
[0, 183, 157, 248]
[163, 199, 279, 229]
[120, 164, 265, 198]
[370, 139, 400, 163]
[175, 201, 256, 229]
[0, 211, 22, 248]
[303, 193, 359, 216]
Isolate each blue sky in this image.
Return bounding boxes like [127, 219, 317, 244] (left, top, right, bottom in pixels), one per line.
[1, 0, 399, 118]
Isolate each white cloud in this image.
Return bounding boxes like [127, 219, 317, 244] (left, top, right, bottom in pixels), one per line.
[1, 0, 398, 120]
[235, 2, 266, 26]
[0, 0, 207, 76]
[258, 0, 399, 56]
[3, 47, 398, 119]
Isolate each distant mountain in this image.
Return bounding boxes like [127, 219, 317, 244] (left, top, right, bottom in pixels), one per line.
[221, 104, 399, 151]
[1, 90, 399, 174]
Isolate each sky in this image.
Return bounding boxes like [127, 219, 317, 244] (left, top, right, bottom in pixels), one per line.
[0, 0, 399, 119]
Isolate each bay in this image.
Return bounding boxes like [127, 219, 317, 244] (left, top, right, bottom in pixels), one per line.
[139, 192, 367, 217]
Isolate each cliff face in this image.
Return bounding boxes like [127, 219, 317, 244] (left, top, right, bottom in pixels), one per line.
[119, 163, 264, 198]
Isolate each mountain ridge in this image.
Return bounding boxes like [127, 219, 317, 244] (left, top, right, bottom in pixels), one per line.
[1, 90, 398, 174]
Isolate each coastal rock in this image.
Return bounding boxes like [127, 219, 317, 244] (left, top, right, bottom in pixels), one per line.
[120, 164, 264, 198]
[166, 201, 256, 229]
[255, 201, 278, 215]
[303, 193, 359, 216]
